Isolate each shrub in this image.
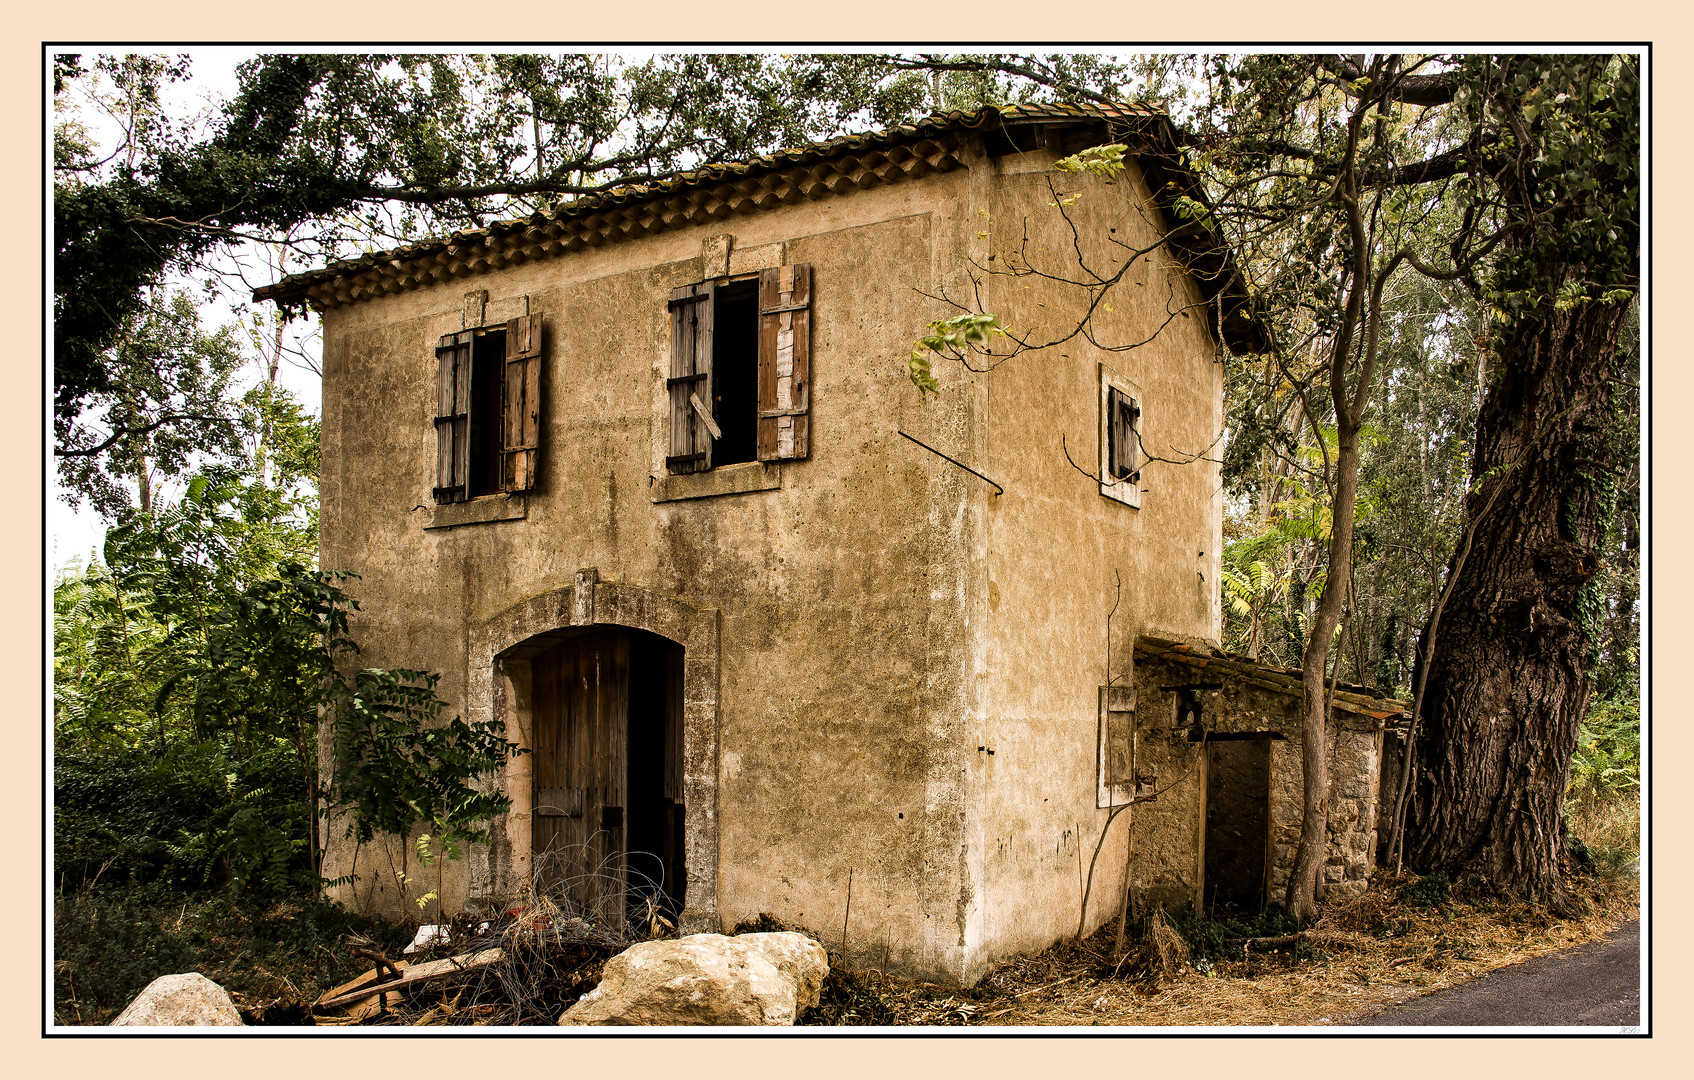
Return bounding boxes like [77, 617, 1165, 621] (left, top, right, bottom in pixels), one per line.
[55, 742, 229, 890]
[1167, 904, 1303, 962]
[1399, 871, 1452, 908]
[1568, 694, 1640, 809]
[54, 737, 311, 897]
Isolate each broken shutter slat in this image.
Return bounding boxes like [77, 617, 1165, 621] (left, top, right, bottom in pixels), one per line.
[668, 282, 714, 474]
[501, 313, 543, 493]
[433, 332, 472, 503]
[689, 392, 724, 440]
[756, 263, 812, 462]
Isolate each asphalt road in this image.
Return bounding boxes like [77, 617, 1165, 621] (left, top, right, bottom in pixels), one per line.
[1351, 918, 1641, 1028]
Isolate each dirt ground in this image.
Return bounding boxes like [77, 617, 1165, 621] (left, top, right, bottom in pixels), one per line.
[810, 870, 1640, 1029]
[298, 866, 1638, 1028]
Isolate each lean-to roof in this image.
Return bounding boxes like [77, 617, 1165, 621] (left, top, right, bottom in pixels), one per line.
[1135, 635, 1413, 730]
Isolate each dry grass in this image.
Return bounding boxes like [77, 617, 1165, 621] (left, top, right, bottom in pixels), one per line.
[1569, 797, 1641, 885]
[969, 878, 1637, 1028]
[802, 862, 1636, 1029]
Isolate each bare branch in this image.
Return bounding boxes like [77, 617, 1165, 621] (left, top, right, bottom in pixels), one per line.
[57, 414, 235, 458]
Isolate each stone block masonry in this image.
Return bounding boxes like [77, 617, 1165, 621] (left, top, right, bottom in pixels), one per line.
[1126, 642, 1402, 915]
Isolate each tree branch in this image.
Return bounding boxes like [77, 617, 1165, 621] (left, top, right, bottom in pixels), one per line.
[57, 414, 233, 458]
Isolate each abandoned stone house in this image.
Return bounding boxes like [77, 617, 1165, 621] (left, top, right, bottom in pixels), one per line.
[256, 103, 1400, 986]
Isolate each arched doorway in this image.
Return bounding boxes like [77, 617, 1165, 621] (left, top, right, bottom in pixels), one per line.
[469, 568, 721, 934]
[529, 627, 686, 926]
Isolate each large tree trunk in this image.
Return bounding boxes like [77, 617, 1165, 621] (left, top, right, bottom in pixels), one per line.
[1405, 286, 1629, 908]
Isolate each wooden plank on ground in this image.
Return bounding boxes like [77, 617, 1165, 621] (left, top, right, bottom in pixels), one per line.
[316, 948, 504, 1011]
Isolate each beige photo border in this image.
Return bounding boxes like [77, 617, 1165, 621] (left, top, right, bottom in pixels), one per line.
[18, 12, 1687, 1076]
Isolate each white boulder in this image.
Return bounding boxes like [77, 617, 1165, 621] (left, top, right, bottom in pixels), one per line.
[111, 972, 244, 1027]
[559, 931, 828, 1026]
[735, 932, 829, 1011]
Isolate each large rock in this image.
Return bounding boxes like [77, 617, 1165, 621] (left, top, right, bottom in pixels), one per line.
[560, 932, 828, 1026]
[735, 932, 829, 1011]
[111, 973, 244, 1027]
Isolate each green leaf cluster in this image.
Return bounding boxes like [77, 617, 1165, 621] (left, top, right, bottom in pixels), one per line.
[328, 667, 527, 853]
[909, 312, 1005, 396]
[1567, 695, 1640, 808]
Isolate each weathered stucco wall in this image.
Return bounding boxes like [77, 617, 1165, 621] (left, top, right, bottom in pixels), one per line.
[1127, 650, 1383, 916]
[963, 148, 1226, 970]
[317, 160, 989, 983]
[311, 136, 1240, 986]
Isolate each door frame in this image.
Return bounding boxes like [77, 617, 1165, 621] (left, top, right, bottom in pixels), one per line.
[469, 567, 722, 934]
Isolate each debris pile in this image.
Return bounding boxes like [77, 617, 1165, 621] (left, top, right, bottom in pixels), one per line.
[313, 846, 675, 1025]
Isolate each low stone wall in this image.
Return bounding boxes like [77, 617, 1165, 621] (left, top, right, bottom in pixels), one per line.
[1126, 648, 1387, 915]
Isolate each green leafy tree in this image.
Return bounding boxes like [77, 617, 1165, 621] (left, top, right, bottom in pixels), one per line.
[55, 289, 246, 519]
[52, 52, 933, 442]
[1404, 57, 1640, 907]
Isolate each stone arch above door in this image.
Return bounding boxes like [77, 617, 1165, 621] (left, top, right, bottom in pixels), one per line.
[468, 567, 721, 934]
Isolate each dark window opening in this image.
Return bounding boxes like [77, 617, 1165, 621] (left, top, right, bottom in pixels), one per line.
[1108, 386, 1140, 483]
[1174, 686, 1205, 736]
[712, 281, 759, 467]
[468, 329, 506, 497]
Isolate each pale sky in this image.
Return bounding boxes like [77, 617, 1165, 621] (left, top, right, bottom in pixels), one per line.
[50, 48, 320, 572]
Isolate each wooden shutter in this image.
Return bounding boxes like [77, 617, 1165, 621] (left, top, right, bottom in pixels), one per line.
[667, 281, 715, 474]
[1107, 387, 1126, 480]
[756, 263, 812, 462]
[1124, 394, 1141, 482]
[1108, 387, 1139, 482]
[501, 313, 543, 492]
[433, 331, 473, 503]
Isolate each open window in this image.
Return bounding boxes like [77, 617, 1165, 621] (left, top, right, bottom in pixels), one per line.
[1099, 364, 1142, 508]
[668, 264, 811, 474]
[434, 314, 542, 503]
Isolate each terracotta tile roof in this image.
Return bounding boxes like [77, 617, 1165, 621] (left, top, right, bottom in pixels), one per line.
[254, 102, 1264, 351]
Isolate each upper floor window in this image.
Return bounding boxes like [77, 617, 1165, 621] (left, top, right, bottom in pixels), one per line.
[434, 314, 542, 503]
[1099, 364, 1142, 509]
[667, 264, 812, 474]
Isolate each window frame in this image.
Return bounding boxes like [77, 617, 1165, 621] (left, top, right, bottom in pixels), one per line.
[433, 312, 542, 506]
[667, 263, 811, 478]
[1099, 363, 1143, 509]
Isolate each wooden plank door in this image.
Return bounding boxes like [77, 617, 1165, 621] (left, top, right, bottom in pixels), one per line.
[531, 630, 629, 925]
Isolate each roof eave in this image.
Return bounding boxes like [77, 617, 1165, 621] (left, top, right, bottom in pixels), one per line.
[253, 103, 1269, 354]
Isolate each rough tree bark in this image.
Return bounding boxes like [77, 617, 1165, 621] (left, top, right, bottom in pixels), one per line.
[1403, 54, 1637, 909]
[1405, 286, 1630, 909]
